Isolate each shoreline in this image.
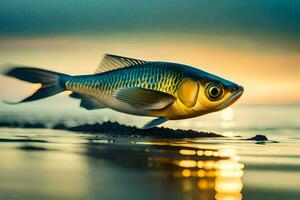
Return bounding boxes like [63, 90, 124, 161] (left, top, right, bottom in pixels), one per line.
[0, 121, 223, 139]
[0, 121, 272, 142]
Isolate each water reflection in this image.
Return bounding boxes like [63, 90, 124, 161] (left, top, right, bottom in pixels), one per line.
[170, 147, 243, 200]
[86, 140, 244, 200]
[0, 129, 244, 200]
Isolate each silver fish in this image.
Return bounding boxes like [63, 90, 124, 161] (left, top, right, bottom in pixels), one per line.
[3, 54, 244, 128]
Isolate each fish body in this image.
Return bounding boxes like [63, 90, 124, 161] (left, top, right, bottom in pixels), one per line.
[3, 54, 244, 128]
[66, 62, 184, 117]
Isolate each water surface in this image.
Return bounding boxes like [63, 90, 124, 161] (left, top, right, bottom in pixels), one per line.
[0, 105, 299, 200]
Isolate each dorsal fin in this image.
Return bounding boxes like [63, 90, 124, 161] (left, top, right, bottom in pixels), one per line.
[95, 54, 148, 74]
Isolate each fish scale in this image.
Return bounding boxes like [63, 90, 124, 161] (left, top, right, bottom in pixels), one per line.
[87, 64, 183, 96]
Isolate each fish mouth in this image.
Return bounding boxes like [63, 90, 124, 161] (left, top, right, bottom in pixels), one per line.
[216, 86, 244, 110]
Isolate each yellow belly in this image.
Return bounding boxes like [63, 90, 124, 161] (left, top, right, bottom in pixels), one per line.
[150, 99, 206, 120]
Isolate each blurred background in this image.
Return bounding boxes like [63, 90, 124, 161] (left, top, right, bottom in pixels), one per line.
[0, 0, 299, 130]
[1, 2, 300, 200]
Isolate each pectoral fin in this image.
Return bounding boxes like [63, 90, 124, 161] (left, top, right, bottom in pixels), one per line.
[142, 117, 168, 129]
[115, 87, 175, 110]
[69, 92, 106, 110]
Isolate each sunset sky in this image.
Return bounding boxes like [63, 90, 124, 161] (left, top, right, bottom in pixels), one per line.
[0, 0, 299, 104]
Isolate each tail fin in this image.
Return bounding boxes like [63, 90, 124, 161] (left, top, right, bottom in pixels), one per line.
[3, 65, 69, 103]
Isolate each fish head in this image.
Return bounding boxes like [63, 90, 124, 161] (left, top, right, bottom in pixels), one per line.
[177, 66, 244, 116]
[193, 71, 244, 113]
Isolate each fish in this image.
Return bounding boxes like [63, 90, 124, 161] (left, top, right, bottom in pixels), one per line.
[3, 54, 244, 129]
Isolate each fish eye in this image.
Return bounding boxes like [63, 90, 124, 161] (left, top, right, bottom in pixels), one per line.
[205, 83, 224, 101]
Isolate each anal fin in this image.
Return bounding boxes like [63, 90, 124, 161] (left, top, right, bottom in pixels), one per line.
[69, 92, 106, 110]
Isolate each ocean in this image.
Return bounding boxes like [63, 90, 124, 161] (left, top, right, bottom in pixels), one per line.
[0, 102, 299, 200]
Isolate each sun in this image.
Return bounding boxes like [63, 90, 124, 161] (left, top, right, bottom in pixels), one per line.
[221, 107, 234, 121]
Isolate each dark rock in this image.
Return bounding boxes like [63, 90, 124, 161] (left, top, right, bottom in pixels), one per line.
[68, 122, 223, 139]
[18, 145, 47, 151]
[0, 120, 224, 139]
[0, 138, 48, 143]
[246, 134, 268, 141]
[53, 123, 69, 130]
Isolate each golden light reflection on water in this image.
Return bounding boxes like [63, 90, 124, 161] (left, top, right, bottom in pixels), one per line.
[179, 149, 197, 155]
[177, 148, 243, 200]
[134, 139, 244, 200]
[141, 143, 244, 200]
